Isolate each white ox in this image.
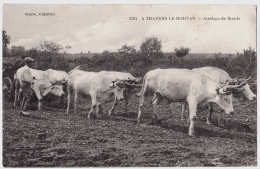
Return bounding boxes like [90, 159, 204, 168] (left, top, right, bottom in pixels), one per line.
[66, 69, 97, 114]
[98, 71, 141, 116]
[46, 69, 68, 83]
[66, 69, 140, 118]
[46, 69, 69, 107]
[14, 66, 65, 110]
[137, 68, 245, 136]
[180, 67, 256, 124]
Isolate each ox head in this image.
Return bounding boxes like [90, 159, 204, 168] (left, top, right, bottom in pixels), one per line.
[108, 79, 142, 101]
[227, 76, 256, 100]
[109, 80, 126, 101]
[42, 84, 65, 97]
[30, 77, 65, 98]
[51, 80, 68, 90]
[214, 82, 247, 115]
[122, 79, 143, 89]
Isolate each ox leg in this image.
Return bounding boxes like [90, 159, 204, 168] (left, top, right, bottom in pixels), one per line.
[88, 106, 94, 119]
[38, 99, 43, 110]
[137, 94, 145, 124]
[181, 102, 187, 120]
[108, 97, 118, 116]
[14, 88, 19, 107]
[88, 94, 96, 119]
[14, 80, 19, 107]
[187, 98, 198, 137]
[151, 93, 162, 122]
[207, 103, 213, 124]
[74, 90, 78, 113]
[21, 97, 26, 110]
[17, 89, 23, 106]
[66, 86, 72, 114]
[33, 89, 43, 110]
[96, 103, 102, 118]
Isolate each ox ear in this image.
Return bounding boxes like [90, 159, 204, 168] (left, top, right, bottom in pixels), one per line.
[115, 81, 126, 88]
[212, 94, 221, 102]
[219, 87, 232, 95]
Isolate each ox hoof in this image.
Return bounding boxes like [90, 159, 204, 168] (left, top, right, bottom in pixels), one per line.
[206, 121, 212, 125]
[188, 131, 195, 137]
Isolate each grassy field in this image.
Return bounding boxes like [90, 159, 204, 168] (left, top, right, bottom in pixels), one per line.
[2, 51, 257, 167]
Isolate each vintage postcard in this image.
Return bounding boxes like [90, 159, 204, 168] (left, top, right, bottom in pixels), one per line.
[2, 4, 257, 167]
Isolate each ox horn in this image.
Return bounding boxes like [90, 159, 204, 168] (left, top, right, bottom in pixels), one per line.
[234, 75, 252, 82]
[225, 82, 246, 90]
[244, 76, 252, 81]
[124, 81, 142, 88]
[62, 79, 68, 83]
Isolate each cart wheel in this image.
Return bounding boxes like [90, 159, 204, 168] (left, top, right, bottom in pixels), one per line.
[3, 77, 13, 101]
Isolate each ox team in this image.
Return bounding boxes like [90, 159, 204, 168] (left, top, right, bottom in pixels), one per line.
[13, 57, 255, 136]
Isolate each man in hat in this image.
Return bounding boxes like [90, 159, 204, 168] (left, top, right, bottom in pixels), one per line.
[13, 57, 36, 109]
[24, 57, 35, 68]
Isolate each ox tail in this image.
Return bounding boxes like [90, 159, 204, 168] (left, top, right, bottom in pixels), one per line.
[68, 66, 81, 75]
[136, 74, 148, 97]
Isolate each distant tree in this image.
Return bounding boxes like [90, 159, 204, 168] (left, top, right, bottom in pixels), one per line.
[174, 47, 190, 58]
[243, 47, 256, 76]
[118, 44, 136, 54]
[11, 46, 26, 57]
[39, 41, 63, 53]
[140, 37, 162, 56]
[24, 48, 39, 59]
[3, 30, 10, 48]
[64, 46, 71, 53]
[3, 30, 11, 57]
[103, 50, 110, 54]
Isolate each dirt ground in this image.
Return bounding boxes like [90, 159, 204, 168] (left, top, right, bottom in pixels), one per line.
[3, 94, 257, 167]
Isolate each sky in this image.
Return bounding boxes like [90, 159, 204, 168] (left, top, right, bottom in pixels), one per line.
[3, 4, 256, 54]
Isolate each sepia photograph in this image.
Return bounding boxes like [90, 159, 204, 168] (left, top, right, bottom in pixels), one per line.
[2, 3, 257, 167]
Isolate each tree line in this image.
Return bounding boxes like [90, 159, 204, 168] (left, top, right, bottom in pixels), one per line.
[2, 30, 257, 81]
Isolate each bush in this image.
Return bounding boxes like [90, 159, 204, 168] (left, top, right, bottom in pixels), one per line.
[3, 45, 256, 80]
[175, 47, 190, 58]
